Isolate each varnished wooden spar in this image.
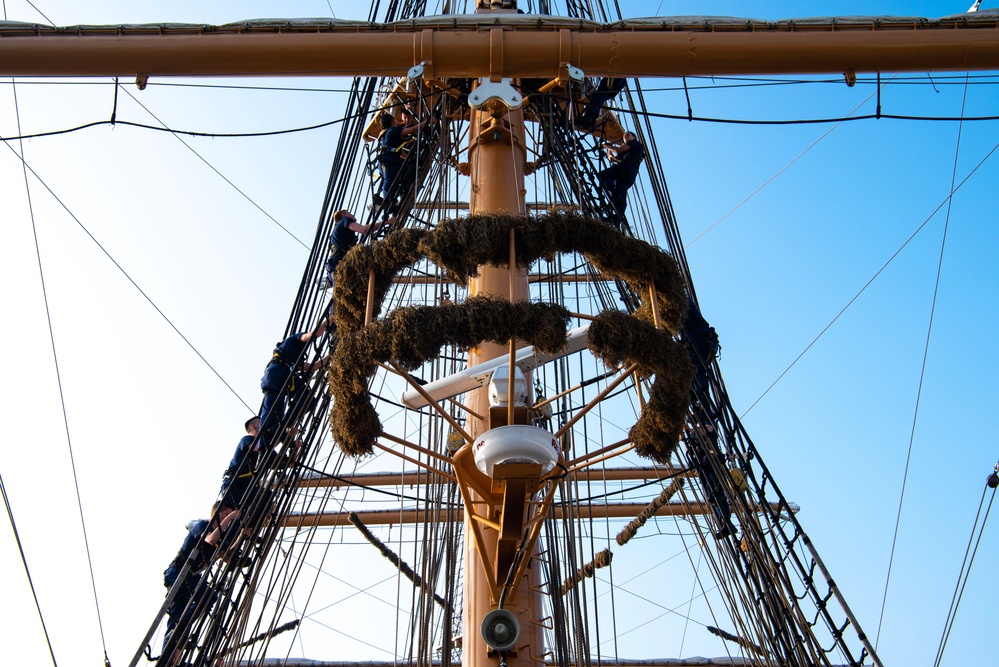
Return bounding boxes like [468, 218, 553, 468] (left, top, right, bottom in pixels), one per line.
[1, 14, 999, 78]
[283, 501, 793, 528]
[296, 466, 694, 488]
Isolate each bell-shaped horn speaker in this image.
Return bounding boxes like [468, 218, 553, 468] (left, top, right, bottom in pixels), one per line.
[480, 608, 520, 652]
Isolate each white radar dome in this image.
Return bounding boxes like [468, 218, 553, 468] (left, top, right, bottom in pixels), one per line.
[472, 425, 559, 478]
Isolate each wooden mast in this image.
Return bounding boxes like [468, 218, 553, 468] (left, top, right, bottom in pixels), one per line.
[458, 6, 538, 665]
[462, 94, 542, 667]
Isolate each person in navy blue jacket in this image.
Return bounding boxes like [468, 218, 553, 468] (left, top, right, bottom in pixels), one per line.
[324, 209, 387, 290]
[161, 503, 239, 664]
[374, 108, 435, 218]
[598, 131, 645, 227]
[217, 416, 260, 509]
[258, 318, 331, 444]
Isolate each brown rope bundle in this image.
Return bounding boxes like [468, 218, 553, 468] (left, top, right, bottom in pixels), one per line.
[333, 227, 430, 332]
[328, 211, 691, 459]
[348, 511, 451, 611]
[616, 478, 686, 546]
[330, 296, 571, 456]
[332, 211, 688, 334]
[560, 548, 613, 595]
[588, 310, 694, 463]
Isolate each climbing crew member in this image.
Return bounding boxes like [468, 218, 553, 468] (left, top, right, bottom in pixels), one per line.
[218, 415, 303, 527]
[683, 422, 736, 541]
[161, 503, 239, 666]
[681, 296, 719, 405]
[218, 416, 261, 510]
[258, 318, 331, 445]
[597, 130, 645, 228]
[375, 109, 434, 217]
[577, 77, 626, 129]
[400, 105, 418, 133]
[324, 210, 388, 290]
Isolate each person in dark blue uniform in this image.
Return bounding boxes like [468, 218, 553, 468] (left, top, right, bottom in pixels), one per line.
[681, 297, 719, 403]
[218, 415, 301, 519]
[375, 109, 434, 218]
[161, 503, 238, 664]
[259, 319, 331, 445]
[577, 77, 626, 129]
[218, 416, 261, 510]
[324, 209, 387, 290]
[683, 422, 737, 540]
[597, 131, 645, 227]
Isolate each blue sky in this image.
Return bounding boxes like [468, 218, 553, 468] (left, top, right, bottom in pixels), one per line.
[1, 1, 996, 666]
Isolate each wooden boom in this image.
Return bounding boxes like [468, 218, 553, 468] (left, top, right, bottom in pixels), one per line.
[1, 14, 998, 79]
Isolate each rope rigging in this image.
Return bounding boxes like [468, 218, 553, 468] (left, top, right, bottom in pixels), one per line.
[932, 463, 997, 667]
[9, 71, 111, 666]
[133, 36, 465, 662]
[877, 71, 972, 654]
[2, 471, 59, 667]
[92, 2, 948, 666]
[2, 3, 991, 667]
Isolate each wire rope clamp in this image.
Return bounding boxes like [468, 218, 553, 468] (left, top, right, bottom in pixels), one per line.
[469, 77, 524, 112]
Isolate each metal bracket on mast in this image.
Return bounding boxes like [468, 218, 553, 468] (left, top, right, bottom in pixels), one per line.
[407, 61, 426, 80]
[469, 77, 524, 112]
[537, 63, 584, 93]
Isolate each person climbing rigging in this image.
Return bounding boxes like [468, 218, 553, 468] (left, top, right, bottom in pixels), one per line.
[399, 104, 418, 132]
[218, 415, 303, 517]
[258, 317, 332, 445]
[597, 130, 645, 228]
[374, 108, 435, 218]
[681, 296, 719, 404]
[683, 422, 737, 541]
[577, 76, 626, 129]
[217, 416, 261, 510]
[324, 209, 389, 290]
[160, 503, 239, 666]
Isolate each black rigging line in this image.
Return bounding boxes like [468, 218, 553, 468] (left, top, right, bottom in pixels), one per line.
[0, 111, 362, 142]
[1, 472, 58, 667]
[298, 464, 462, 506]
[148, 81, 361, 93]
[621, 107, 999, 125]
[2, 143, 255, 414]
[0, 80, 365, 94]
[6, 72, 997, 93]
[571, 469, 691, 504]
[0, 13, 61, 667]
[20, 0, 53, 25]
[4, 96, 998, 147]
[636, 73, 999, 92]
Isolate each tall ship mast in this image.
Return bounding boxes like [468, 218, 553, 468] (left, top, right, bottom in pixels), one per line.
[2, 2, 997, 667]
